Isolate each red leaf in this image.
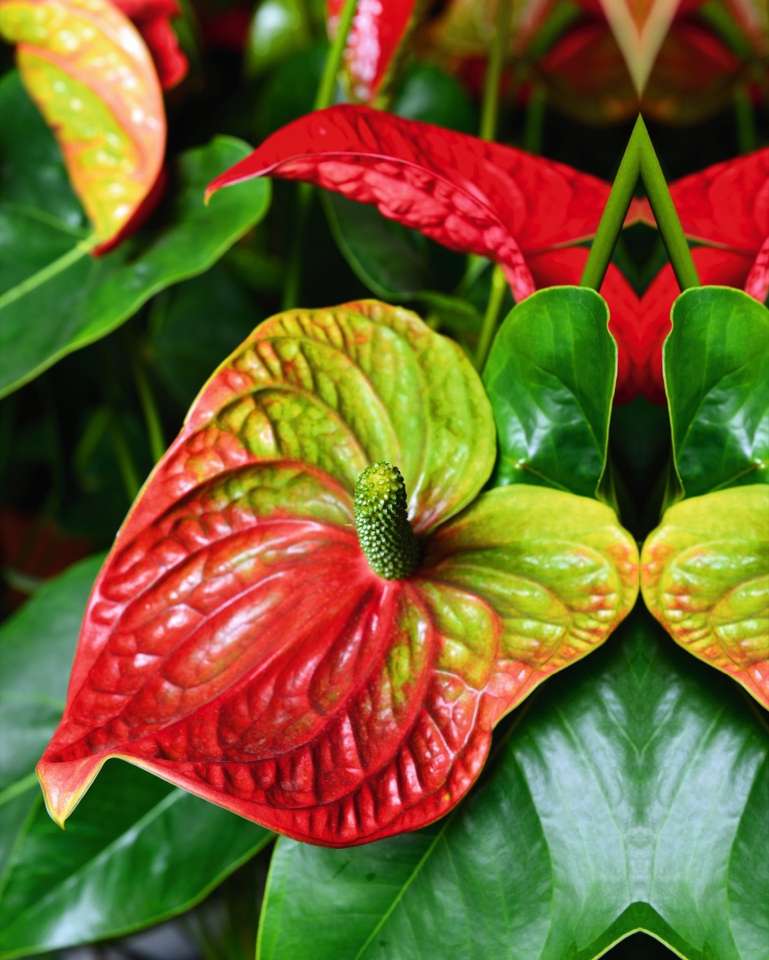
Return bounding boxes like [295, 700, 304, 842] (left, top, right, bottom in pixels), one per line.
[207, 105, 610, 300]
[327, 0, 419, 102]
[671, 149, 769, 253]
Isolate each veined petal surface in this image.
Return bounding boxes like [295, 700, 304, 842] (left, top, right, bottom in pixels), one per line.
[38, 302, 637, 846]
[0, 0, 165, 247]
[206, 106, 611, 301]
[642, 487, 769, 707]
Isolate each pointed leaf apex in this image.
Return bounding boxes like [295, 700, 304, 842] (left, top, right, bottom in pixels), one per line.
[37, 755, 107, 829]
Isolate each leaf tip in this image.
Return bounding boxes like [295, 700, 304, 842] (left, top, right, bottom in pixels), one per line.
[36, 754, 107, 829]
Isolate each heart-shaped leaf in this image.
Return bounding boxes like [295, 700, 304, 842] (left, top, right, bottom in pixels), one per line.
[0, 72, 270, 399]
[206, 104, 611, 301]
[482, 286, 616, 497]
[665, 286, 769, 496]
[256, 612, 769, 960]
[0, 556, 270, 960]
[0, 0, 166, 249]
[38, 300, 637, 846]
[642, 486, 769, 710]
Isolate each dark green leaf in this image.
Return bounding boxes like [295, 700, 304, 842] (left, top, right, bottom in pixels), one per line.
[257, 611, 769, 960]
[393, 62, 476, 134]
[323, 193, 434, 300]
[148, 263, 256, 409]
[0, 556, 270, 959]
[665, 286, 769, 496]
[0, 72, 271, 400]
[483, 286, 616, 497]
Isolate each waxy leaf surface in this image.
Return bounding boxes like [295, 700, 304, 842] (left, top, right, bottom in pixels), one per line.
[0, 0, 166, 248]
[327, 0, 419, 102]
[206, 105, 611, 301]
[257, 612, 769, 960]
[39, 300, 637, 846]
[0, 72, 270, 398]
[642, 487, 769, 710]
[665, 287, 769, 496]
[483, 287, 616, 496]
[0, 556, 270, 960]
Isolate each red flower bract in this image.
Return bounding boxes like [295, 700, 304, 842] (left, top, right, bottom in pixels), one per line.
[37, 301, 638, 846]
[206, 104, 611, 303]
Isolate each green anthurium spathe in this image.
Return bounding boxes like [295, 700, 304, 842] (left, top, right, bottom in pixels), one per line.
[37, 298, 639, 846]
[642, 486, 769, 708]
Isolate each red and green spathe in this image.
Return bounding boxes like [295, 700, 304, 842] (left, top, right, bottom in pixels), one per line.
[38, 300, 638, 846]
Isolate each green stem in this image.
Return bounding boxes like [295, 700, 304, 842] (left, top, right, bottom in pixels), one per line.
[734, 86, 757, 154]
[580, 122, 640, 291]
[474, 265, 508, 370]
[282, 0, 358, 309]
[459, 0, 512, 321]
[282, 0, 358, 310]
[480, 0, 513, 141]
[523, 85, 546, 154]
[108, 410, 141, 501]
[314, 0, 358, 111]
[130, 344, 166, 463]
[581, 115, 699, 292]
[635, 116, 699, 290]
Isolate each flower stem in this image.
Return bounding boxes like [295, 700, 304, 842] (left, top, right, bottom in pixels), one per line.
[480, 0, 513, 141]
[580, 122, 640, 291]
[635, 116, 699, 290]
[130, 344, 165, 463]
[581, 115, 699, 291]
[282, 0, 358, 309]
[474, 265, 508, 371]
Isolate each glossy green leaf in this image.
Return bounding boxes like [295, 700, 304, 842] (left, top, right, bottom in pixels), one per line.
[665, 286, 769, 497]
[147, 262, 256, 409]
[0, 71, 271, 399]
[642, 485, 769, 710]
[483, 286, 616, 497]
[0, 556, 270, 960]
[257, 611, 769, 960]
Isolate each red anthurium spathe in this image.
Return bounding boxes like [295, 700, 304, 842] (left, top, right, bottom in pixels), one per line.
[113, 0, 188, 90]
[0, 0, 166, 250]
[623, 150, 769, 401]
[327, 0, 421, 102]
[38, 301, 638, 846]
[206, 105, 611, 301]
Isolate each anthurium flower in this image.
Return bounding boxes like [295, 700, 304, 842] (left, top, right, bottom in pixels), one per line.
[642, 487, 769, 707]
[327, 0, 422, 103]
[206, 104, 611, 303]
[113, 0, 188, 90]
[0, 0, 167, 251]
[38, 300, 638, 846]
